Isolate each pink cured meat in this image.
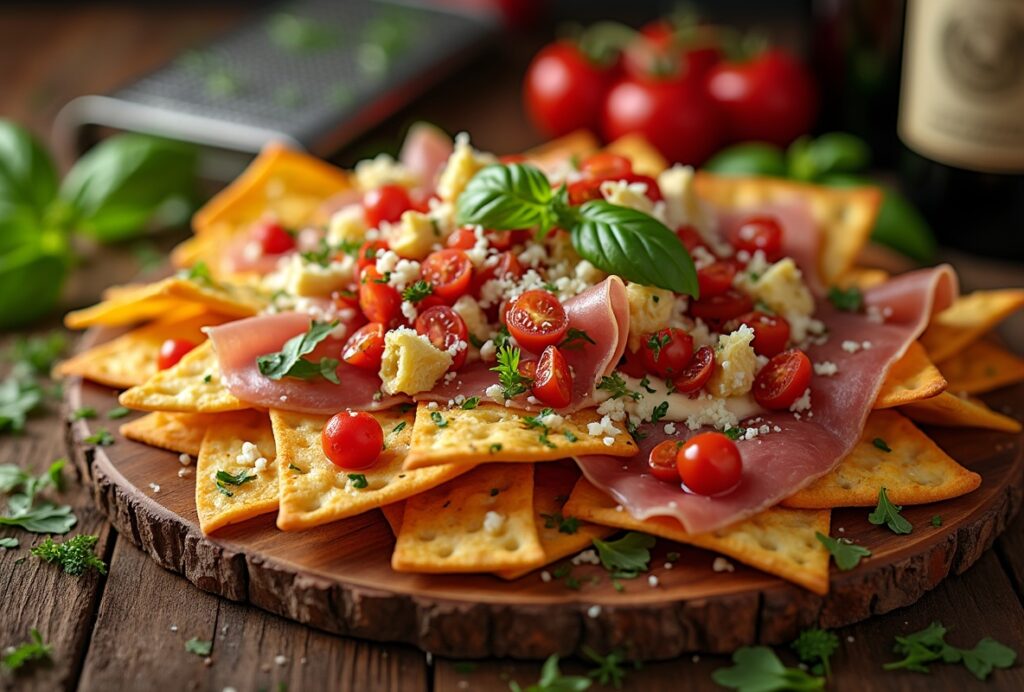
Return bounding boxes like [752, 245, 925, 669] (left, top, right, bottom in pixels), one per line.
[419, 276, 631, 411]
[207, 312, 408, 413]
[400, 124, 454, 190]
[576, 263, 958, 534]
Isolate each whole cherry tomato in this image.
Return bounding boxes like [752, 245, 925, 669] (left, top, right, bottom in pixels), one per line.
[359, 278, 402, 326]
[648, 439, 683, 483]
[157, 339, 196, 370]
[580, 152, 633, 180]
[677, 432, 743, 496]
[363, 184, 412, 228]
[753, 348, 812, 410]
[505, 290, 570, 354]
[342, 322, 386, 370]
[706, 48, 818, 147]
[731, 215, 784, 262]
[672, 345, 715, 394]
[524, 41, 617, 138]
[733, 311, 790, 357]
[623, 19, 722, 81]
[697, 260, 737, 298]
[602, 75, 723, 165]
[639, 327, 694, 379]
[421, 249, 473, 303]
[321, 411, 383, 470]
[415, 306, 469, 370]
[531, 344, 573, 408]
[251, 220, 295, 255]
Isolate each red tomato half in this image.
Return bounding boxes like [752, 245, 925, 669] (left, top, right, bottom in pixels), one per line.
[505, 290, 569, 354]
[473, 251, 524, 295]
[697, 261, 737, 298]
[157, 339, 196, 370]
[342, 322, 386, 370]
[524, 41, 616, 138]
[359, 279, 402, 327]
[676, 225, 708, 253]
[321, 411, 383, 470]
[363, 184, 412, 228]
[672, 345, 715, 394]
[531, 345, 573, 408]
[734, 311, 791, 358]
[252, 220, 295, 255]
[731, 215, 784, 262]
[415, 305, 469, 370]
[753, 349, 812, 410]
[677, 432, 743, 496]
[648, 439, 683, 483]
[580, 152, 632, 180]
[446, 226, 477, 250]
[421, 249, 473, 303]
[357, 240, 389, 270]
[639, 327, 694, 378]
[688, 289, 753, 324]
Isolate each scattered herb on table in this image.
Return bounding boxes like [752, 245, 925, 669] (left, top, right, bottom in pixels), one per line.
[883, 621, 1016, 680]
[1, 628, 52, 671]
[6, 332, 68, 375]
[815, 532, 871, 571]
[83, 429, 114, 446]
[868, 487, 912, 535]
[712, 646, 824, 691]
[508, 654, 592, 692]
[581, 646, 635, 689]
[31, 534, 106, 576]
[184, 637, 212, 657]
[592, 532, 655, 578]
[0, 537, 19, 549]
[106, 406, 130, 420]
[70, 407, 97, 421]
[931, 515, 943, 527]
[791, 628, 839, 677]
[0, 376, 42, 434]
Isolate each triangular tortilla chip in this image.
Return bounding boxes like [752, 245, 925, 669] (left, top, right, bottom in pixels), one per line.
[119, 411, 221, 457]
[836, 266, 890, 290]
[939, 339, 1024, 395]
[119, 340, 247, 413]
[604, 133, 670, 177]
[64, 275, 267, 329]
[693, 174, 881, 285]
[920, 288, 1024, 364]
[55, 308, 228, 389]
[783, 410, 981, 508]
[391, 463, 545, 573]
[902, 392, 1022, 433]
[271, 409, 474, 531]
[874, 341, 947, 409]
[563, 479, 831, 595]
[196, 410, 278, 534]
[404, 403, 636, 469]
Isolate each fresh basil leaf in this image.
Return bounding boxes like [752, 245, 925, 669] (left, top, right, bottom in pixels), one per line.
[0, 120, 59, 225]
[0, 465, 30, 493]
[0, 238, 71, 329]
[703, 142, 788, 177]
[455, 163, 559, 232]
[571, 200, 698, 296]
[0, 501, 76, 534]
[257, 321, 338, 381]
[59, 134, 197, 242]
[787, 133, 871, 181]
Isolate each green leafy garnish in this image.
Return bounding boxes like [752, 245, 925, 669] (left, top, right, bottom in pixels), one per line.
[872, 437, 892, 453]
[883, 621, 1016, 680]
[401, 280, 434, 303]
[84, 429, 114, 446]
[508, 654, 592, 692]
[216, 469, 255, 486]
[460, 396, 480, 410]
[0, 376, 42, 433]
[6, 332, 67, 375]
[256, 320, 340, 383]
[0, 503, 76, 534]
[592, 532, 655, 578]
[931, 515, 942, 527]
[31, 534, 107, 576]
[177, 260, 215, 287]
[563, 430, 578, 442]
[107, 406, 131, 420]
[347, 473, 369, 489]
[540, 512, 579, 535]
[522, 408, 555, 430]
[430, 411, 448, 428]
[816, 532, 871, 570]
[724, 427, 743, 441]
[581, 647, 633, 689]
[538, 432, 556, 449]
[827, 285, 863, 312]
[560, 328, 596, 350]
[637, 376, 656, 393]
[868, 487, 912, 535]
[392, 421, 407, 433]
[456, 164, 562, 234]
[70, 406, 97, 421]
[1, 628, 52, 671]
[646, 332, 670, 360]
[489, 443, 502, 454]
[185, 637, 212, 657]
[596, 373, 640, 401]
[648, 401, 668, 424]
[491, 344, 532, 400]
[0, 537, 18, 549]
[713, 646, 824, 691]
[791, 628, 839, 677]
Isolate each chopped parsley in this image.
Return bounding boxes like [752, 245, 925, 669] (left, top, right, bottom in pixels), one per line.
[827, 285, 863, 312]
[931, 515, 943, 527]
[460, 396, 480, 410]
[816, 531, 871, 571]
[538, 432, 556, 449]
[559, 327, 596, 350]
[216, 469, 255, 486]
[185, 637, 212, 657]
[107, 406, 130, 420]
[868, 487, 912, 534]
[288, 463, 304, 473]
[638, 376, 656, 393]
[648, 401, 668, 424]
[488, 443, 503, 454]
[540, 512, 579, 535]
[872, 437, 892, 453]
[646, 331, 670, 360]
[347, 473, 369, 489]
[791, 628, 839, 677]
[592, 532, 655, 579]
[401, 280, 434, 303]
[490, 344, 532, 400]
[883, 621, 1016, 680]
[597, 373, 640, 401]
[84, 429, 114, 446]
[430, 411, 448, 428]
[203, 374, 213, 383]
[70, 407, 97, 421]
[1, 629, 52, 671]
[724, 427, 743, 441]
[31, 534, 107, 576]
[392, 421, 407, 433]
[563, 429, 578, 443]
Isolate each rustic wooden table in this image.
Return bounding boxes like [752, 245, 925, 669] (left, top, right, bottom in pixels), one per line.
[2, 6, 1023, 691]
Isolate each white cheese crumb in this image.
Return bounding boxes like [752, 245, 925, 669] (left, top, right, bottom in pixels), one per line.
[254, 457, 268, 473]
[587, 605, 602, 618]
[648, 574, 660, 588]
[602, 436, 615, 447]
[274, 655, 287, 666]
[483, 511, 506, 535]
[540, 571, 552, 583]
[841, 340, 862, 354]
[485, 384, 503, 402]
[813, 361, 839, 377]
[712, 557, 735, 573]
[177, 468, 192, 478]
[663, 562, 674, 570]
[148, 483, 161, 493]
[789, 388, 812, 413]
[663, 422, 677, 435]
[170, 625, 178, 632]
[237, 441, 259, 465]
[572, 549, 600, 566]
[178, 453, 192, 466]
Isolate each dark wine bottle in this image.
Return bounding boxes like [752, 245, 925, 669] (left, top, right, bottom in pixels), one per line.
[898, 0, 1024, 259]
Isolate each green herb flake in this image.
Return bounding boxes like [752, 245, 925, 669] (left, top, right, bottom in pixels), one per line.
[883, 621, 1017, 680]
[392, 421, 407, 433]
[430, 411, 448, 428]
[724, 427, 743, 441]
[592, 532, 655, 579]
[564, 430, 578, 443]
[646, 332, 671, 360]
[401, 280, 434, 303]
[288, 463, 304, 473]
[815, 531, 871, 571]
[827, 285, 863, 312]
[872, 437, 892, 453]
[1, 628, 52, 671]
[185, 637, 213, 657]
[490, 344, 532, 400]
[70, 407, 97, 421]
[791, 628, 839, 677]
[868, 487, 912, 535]
[177, 260, 215, 287]
[84, 429, 114, 446]
[460, 396, 480, 410]
[107, 406, 131, 420]
[560, 327, 596, 350]
[597, 373, 640, 401]
[31, 534, 107, 576]
[540, 512, 580, 535]
[215, 469, 255, 486]
[648, 401, 668, 424]
[256, 320, 341, 383]
[538, 432, 556, 449]
[488, 443, 502, 454]
[712, 646, 824, 692]
[347, 473, 369, 489]
[931, 515, 943, 527]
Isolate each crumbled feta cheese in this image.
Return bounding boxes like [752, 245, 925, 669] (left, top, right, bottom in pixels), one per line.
[813, 361, 838, 376]
[485, 384, 504, 401]
[274, 654, 288, 667]
[517, 242, 547, 268]
[587, 605, 602, 618]
[648, 574, 660, 588]
[663, 422, 677, 435]
[712, 557, 735, 573]
[708, 325, 757, 397]
[177, 468, 192, 478]
[237, 441, 260, 465]
[536, 410, 565, 428]
[597, 396, 627, 422]
[690, 245, 717, 270]
[625, 282, 673, 351]
[602, 436, 616, 446]
[587, 415, 621, 438]
[841, 340, 861, 354]
[483, 511, 506, 535]
[789, 388, 812, 413]
[148, 483, 161, 493]
[254, 457, 268, 473]
[436, 132, 496, 202]
[572, 549, 601, 565]
[400, 300, 418, 323]
[379, 327, 453, 395]
[540, 570, 552, 583]
[685, 397, 739, 431]
[178, 453, 192, 466]
[479, 339, 497, 362]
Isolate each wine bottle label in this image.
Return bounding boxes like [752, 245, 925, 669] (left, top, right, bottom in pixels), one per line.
[899, 0, 1024, 173]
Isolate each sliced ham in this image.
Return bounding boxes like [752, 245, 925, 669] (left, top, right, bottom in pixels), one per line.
[575, 264, 958, 534]
[400, 123, 454, 191]
[207, 312, 408, 413]
[419, 277, 630, 411]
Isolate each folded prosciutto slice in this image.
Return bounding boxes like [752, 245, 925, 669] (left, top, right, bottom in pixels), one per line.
[575, 264, 958, 534]
[208, 312, 408, 413]
[419, 276, 630, 411]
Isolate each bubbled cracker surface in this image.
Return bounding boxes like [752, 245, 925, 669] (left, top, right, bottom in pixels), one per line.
[939, 339, 1024, 395]
[119, 340, 246, 413]
[874, 341, 947, 409]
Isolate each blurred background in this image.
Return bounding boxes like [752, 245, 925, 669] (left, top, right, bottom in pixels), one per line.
[0, 0, 1021, 339]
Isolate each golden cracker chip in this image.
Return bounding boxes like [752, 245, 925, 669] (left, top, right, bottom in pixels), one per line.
[498, 463, 615, 580]
[920, 288, 1024, 364]
[391, 463, 545, 573]
[783, 410, 981, 508]
[119, 340, 247, 413]
[604, 133, 670, 177]
[563, 479, 831, 595]
[119, 411, 220, 457]
[836, 266, 890, 290]
[874, 341, 947, 409]
[271, 409, 474, 531]
[694, 174, 881, 285]
[403, 403, 636, 470]
[939, 339, 1024, 395]
[524, 130, 600, 169]
[55, 309, 228, 389]
[64, 276, 267, 329]
[196, 410, 278, 534]
[380, 502, 404, 536]
[902, 392, 1022, 433]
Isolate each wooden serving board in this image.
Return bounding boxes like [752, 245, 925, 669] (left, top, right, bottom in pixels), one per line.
[64, 332, 1024, 660]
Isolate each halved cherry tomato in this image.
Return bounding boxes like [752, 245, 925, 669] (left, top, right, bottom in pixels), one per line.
[321, 411, 383, 470]
[531, 345, 573, 408]
[252, 220, 295, 255]
[617, 348, 647, 378]
[673, 345, 715, 394]
[421, 249, 473, 302]
[677, 432, 743, 496]
[342, 322, 386, 370]
[519, 358, 537, 379]
[676, 224, 708, 253]
[580, 152, 633, 181]
[622, 173, 663, 201]
[753, 348, 812, 410]
[362, 184, 412, 228]
[689, 289, 754, 324]
[446, 226, 477, 250]
[697, 261, 737, 298]
[731, 215, 783, 262]
[474, 251, 524, 295]
[359, 279, 402, 326]
[157, 339, 196, 370]
[415, 305, 469, 370]
[639, 327, 694, 379]
[331, 288, 360, 312]
[505, 290, 569, 353]
[567, 178, 604, 206]
[357, 240, 389, 270]
[648, 439, 683, 483]
[734, 311, 791, 358]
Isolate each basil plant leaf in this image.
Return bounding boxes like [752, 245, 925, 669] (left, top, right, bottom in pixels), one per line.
[571, 200, 699, 296]
[455, 163, 559, 232]
[0, 240, 70, 329]
[0, 120, 59, 222]
[59, 134, 198, 242]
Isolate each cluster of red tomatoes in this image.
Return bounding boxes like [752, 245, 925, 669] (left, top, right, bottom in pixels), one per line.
[523, 18, 817, 163]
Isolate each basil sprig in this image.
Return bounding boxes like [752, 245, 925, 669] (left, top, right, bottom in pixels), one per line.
[256, 320, 341, 383]
[455, 163, 698, 295]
